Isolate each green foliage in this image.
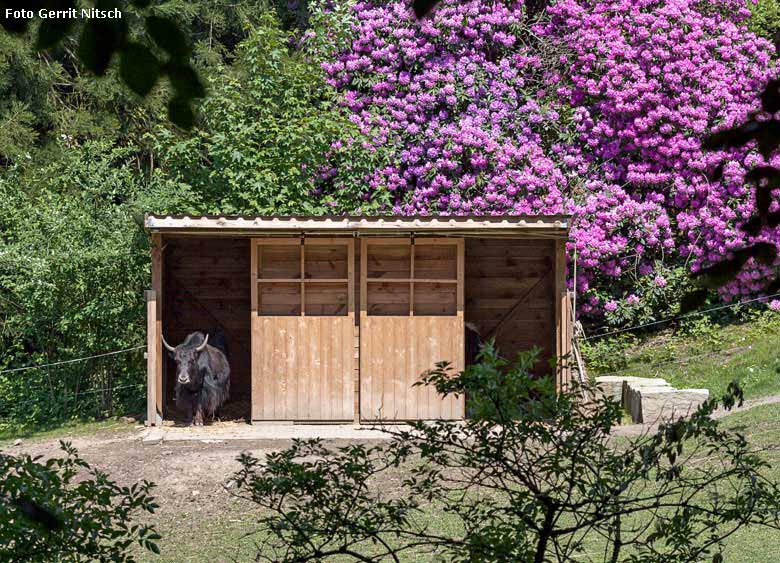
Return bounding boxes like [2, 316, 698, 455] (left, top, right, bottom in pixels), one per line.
[585, 310, 780, 401]
[0, 440, 159, 562]
[233, 344, 780, 562]
[591, 265, 700, 330]
[153, 9, 387, 215]
[749, 0, 780, 42]
[0, 0, 204, 129]
[0, 1, 372, 431]
[0, 142, 149, 427]
[420, 344, 554, 421]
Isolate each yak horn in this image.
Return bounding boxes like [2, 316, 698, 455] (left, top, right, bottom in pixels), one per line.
[195, 334, 209, 352]
[161, 334, 176, 352]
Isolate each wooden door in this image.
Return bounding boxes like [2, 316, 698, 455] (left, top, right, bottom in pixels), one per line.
[251, 238, 354, 421]
[360, 238, 465, 421]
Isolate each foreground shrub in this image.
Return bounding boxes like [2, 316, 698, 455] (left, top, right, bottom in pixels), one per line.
[0, 441, 159, 562]
[234, 343, 780, 562]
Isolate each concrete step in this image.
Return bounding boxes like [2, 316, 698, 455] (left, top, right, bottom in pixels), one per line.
[628, 387, 709, 424]
[595, 375, 709, 424]
[594, 375, 668, 404]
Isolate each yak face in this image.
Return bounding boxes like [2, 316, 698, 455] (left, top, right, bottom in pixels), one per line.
[163, 332, 209, 388]
[171, 346, 200, 386]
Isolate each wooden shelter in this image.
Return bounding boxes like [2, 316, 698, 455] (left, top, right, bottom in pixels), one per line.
[144, 215, 572, 425]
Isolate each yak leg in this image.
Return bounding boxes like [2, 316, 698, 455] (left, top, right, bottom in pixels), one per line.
[184, 408, 193, 427]
[194, 403, 204, 426]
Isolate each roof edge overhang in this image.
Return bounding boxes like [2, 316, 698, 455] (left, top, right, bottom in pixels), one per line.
[144, 214, 571, 237]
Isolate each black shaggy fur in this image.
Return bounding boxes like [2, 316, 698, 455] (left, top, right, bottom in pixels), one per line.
[168, 331, 230, 426]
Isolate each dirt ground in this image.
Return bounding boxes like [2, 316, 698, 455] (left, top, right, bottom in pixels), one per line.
[10, 394, 780, 519]
[6, 395, 780, 561]
[3, 427, 386, 561]
[7, 428, 383, 519]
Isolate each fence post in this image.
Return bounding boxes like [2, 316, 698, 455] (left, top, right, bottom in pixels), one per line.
[145, 290, 162, 426]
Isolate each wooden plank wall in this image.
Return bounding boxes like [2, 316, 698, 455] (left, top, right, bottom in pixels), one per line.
[360, 316, 464, 420]
[464, 238, 556, 375]
[252, 316, 354, 420]
[251, 238, 355, 421]
[359, 238, 465, 421]
[163, 237, 251, 416]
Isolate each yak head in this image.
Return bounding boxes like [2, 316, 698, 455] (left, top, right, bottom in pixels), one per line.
[162, 332, 209, 387]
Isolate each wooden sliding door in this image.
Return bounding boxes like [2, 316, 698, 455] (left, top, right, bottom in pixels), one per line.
[360, 237, 465, 421]
[251, 238, 354, 421]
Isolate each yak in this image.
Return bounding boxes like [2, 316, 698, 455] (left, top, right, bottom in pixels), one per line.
[162, 331, 230, 426]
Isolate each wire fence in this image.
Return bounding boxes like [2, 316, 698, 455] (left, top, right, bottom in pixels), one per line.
[583, 292, 780, 342]
[10, 383, 147, 410]
[0, 345, 145, 375]
[0, 346, 147, 423]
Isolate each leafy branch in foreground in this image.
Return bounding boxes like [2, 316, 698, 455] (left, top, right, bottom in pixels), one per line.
[0, 0, 204, 128]
[233, 342, 780, 562]
[0, 440, 160, 562]
[693, 78, 780, 305]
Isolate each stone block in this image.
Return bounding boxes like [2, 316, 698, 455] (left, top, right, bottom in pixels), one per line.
[634, 388, 709, 424]
[620, 378, 670, 412]
[594, 376, 668, 405]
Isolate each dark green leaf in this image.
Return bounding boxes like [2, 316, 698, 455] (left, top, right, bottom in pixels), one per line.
[0, 0, 43, 33]
[35, 0, 75, 50]
[168, 97, 194, 129]
[15, 497, 62, 530]
[679, 288, 709, 313]
[412, 0, 439, 18]
[750, 242, 777, 265]
[120, 42, 160, 97]
[77, 18, 127, 75]
[694, 257, 745, 288]
[146, 15, 190, 60]
[164, 62, 205, 99]
[761, 79, 780, 113]
[744, 166, 780, 185]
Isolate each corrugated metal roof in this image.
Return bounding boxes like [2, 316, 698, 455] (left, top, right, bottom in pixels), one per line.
[144, 214, 570, 236]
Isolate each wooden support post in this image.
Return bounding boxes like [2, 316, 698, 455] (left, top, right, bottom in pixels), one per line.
[150, 233, 164, 423]
[554, 238, 568, 392]
[145, 290, 162, 426]
[348, 240, 359, 425]
[563, 291, 574, 390]
[250, 239, 260, 422]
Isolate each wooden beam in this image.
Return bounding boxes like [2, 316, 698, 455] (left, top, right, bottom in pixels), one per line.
[410, 240, 415, 316]
[456, 239, 465, 316]
[145, 290, 159, 426]
[300, 239, 305, 317]
[251, 239, 258, 313]
[554, 238, 567, 392]
[150, 233, 164, 423]
[348, 239, 358, 424]
[250, 239, 261, 421]
[359, 238, 368, 423]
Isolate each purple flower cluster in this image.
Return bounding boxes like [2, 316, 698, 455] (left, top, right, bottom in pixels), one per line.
[541, 0, 778, 305]
[324, 0, 778, 314]
[324, 0, 566, 215]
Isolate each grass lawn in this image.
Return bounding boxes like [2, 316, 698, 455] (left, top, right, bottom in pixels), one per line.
[718, 403, 780, 562]
[583, 311, 780, 400]
[134, 402, 780, 562]
[0, 417, 138, 445]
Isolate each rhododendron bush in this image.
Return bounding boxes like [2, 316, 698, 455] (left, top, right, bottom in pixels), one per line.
[541, 0, 778, 316]
[318, 0, 779, 322]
